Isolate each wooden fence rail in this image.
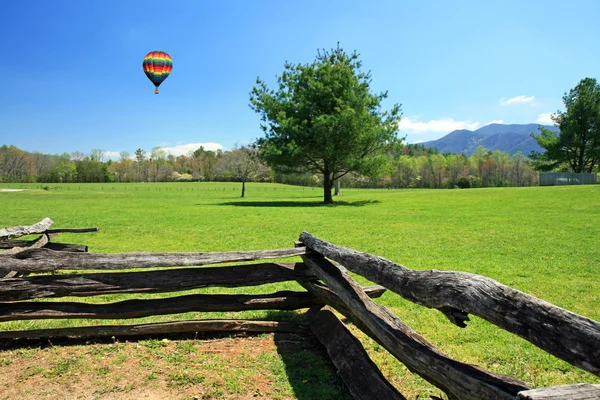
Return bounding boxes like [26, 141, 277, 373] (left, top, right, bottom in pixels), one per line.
[298, 231, 600, 377]
[1, 218, 599, 400]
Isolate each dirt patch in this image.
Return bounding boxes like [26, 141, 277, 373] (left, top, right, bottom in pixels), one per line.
[0, 333, 343, 400]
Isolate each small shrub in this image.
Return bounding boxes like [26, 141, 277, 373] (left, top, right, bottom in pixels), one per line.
[456, 177, 470, 189]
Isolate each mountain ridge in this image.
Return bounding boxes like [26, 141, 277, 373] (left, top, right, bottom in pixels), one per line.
[421, 123, 557, 156]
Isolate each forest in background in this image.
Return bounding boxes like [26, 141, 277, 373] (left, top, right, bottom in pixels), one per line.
[0, 143, 541, 189]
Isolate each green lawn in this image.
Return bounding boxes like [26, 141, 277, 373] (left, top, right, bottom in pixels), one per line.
[1, 182, 599, 398]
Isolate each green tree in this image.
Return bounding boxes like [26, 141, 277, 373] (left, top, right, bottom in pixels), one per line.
[531, 77, 600, 173]
[38, 153, 76, 183]
[471, 145, 488, 179]
[446, 154, 468, 186]
[150, 147, 168, 182]
[491, 150, 509, 186]
[250, 45, 402, 203]
[392, 156, 417, 188]
[192, 146, 218, 181]
[134, 148, 147, 182]
[509, 151, 528, 186]
[217, 145, 269, 197]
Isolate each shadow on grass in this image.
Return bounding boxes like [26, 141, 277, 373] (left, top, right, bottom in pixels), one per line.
[217, 200, 380, 208]
[265, 310, 352, 400]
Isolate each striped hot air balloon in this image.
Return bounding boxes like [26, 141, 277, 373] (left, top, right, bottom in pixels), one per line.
[142, 51, 172, 94]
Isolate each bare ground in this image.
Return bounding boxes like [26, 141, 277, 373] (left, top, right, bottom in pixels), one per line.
[0, 332, 340, 400]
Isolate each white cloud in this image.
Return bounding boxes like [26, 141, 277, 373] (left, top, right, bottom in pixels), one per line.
[486, 120, 504, 125]
[398, 117, 480, 133]
[160, 142, 224, 156]
[104, 151, 121, 161]
[536, 113, 554, 125]
[499, 95, 535, 106]
[413, 140, 424, 144]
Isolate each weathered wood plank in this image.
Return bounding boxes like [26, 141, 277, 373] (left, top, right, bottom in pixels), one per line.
[0, 239, 87, 252]
[45, 227, 99, 234]
[299, 232, 600, 377]
[517, 384, 600, 399]
[43, 243, 88, 252]
[3, 234, 49, 278]
[0, 262, 311, 301]
[311, 309, 406, 400]
[0, 319, 309, 340]
[0, 286, 385, 322]
[302, 254, 529, 400]
[0, 291, 320, 321]
[0, 239, 28, 249]
[295, 273, 381, 341]
[3, 234, 49, 255]
[0, 247, 309, 272]
[0, 218, 53, 240]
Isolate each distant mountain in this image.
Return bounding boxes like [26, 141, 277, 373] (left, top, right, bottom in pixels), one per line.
[421, 123, 558, 156]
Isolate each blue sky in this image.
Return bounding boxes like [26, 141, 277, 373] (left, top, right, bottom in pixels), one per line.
[1, 0, 599, 159]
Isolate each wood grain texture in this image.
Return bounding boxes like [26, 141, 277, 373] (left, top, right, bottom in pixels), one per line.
[2, 233, 49, 255]
[302, 253, 529, 400]
[299, 231, 600, 376]
[311, 309, 406, 400]
[0, 247, 309, 272]
[295, 273, 381, 341]
[517, 384, 600, 399]
[0, 290, 322, 321]
[0, 285, 384, 322]
[0, 319, 309, 340]
[0, 218, 54, 240]
[2, 234, 50, 278]
[0, 262, 311, 301]
[0, 239, 88, 252]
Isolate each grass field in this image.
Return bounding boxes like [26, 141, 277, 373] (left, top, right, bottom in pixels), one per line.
[1, 182, 599, 399]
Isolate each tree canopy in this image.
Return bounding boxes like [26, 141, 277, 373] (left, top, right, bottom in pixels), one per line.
[249, 45, 402, 203]
[531, 77, 600, 173]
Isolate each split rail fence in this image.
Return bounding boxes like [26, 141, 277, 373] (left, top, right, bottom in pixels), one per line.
[1, 218, 599, 400]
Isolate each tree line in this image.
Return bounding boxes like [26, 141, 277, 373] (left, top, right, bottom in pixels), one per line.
[274, 144, 539, 189]
[0, 144, 268, 185]
[0, 142, 538, 189]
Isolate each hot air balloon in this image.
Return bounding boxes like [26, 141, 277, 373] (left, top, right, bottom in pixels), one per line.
[142, 51, 172, 94]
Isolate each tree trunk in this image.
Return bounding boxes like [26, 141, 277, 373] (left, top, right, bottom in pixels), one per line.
[241, 179, 246, 198]
[323, 171, 333, 204]
[334, 178, 341, 196]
